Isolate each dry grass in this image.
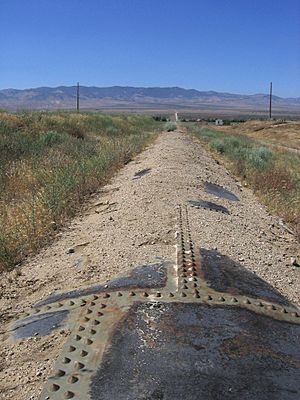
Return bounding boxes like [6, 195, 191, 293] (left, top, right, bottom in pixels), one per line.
[0, 111, 161, 271]
[213, 120, 300, 151]
[187, 124, 300, 239]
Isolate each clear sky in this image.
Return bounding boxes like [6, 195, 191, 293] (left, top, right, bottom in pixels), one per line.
[0, 0, 299, 97]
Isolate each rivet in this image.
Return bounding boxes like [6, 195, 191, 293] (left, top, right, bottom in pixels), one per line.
[97, 311, 103, 317]
[74, 335, 81, 341]
[84, 317, 90, 322]
[74, 361, 85, 370]
[93, 295, 99, 300]
[86, 309, 93, 314]
[85, 338, 93, 345]
[55, 369, 66, 377]
[169, 293, 174, 297]
[244, 299, 251, 304]
[181, 285, 188, 289]
[206, 295, 213, 301]
[231, 297, 238, 303]
[45, 305, 51, 310]
[78, 325, 85, 331]
[117, 292, 123, 296]
[69, 300, 75, 306]
[281, 307, 288, 314]
[181, 292, 187, 297]
[99, 303, 107, 309]
[64, 391, 75, 398]
[193, 291, 200, 299]
[57, 302, 63, 308]
[80, 299, 87, 305]
[182, 278, 188, 283]
[80, 350, 88, 357]
[129, 291, 136, 296]
[291, 312, 300, 318]
[192, 277, 197, 282]
[68, 375, 79, 384]
[257, 301, 264, 307]
[68, 346, 76, 352]
[93, 319, 100, 325]
[142, 292, 149, 297]
[90, 301, 96, 306]
[103, 293, 110, 298]
[51, 384, 60, 392]
[63, 357, 71, 364]
[90, 329, 97, 335]
[218, 297, 225, 302]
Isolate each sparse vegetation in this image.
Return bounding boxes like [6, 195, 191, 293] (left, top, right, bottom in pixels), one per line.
[0, 111, 161, 270]
[164, 121, 177, 132]
[188, 125, 300, 238]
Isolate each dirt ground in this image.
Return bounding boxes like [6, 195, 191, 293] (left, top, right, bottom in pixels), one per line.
[0, 128, 299, 399]
[213, 119, 300, 151]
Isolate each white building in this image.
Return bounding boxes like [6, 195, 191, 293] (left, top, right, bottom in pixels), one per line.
[215, 119, 224, 126]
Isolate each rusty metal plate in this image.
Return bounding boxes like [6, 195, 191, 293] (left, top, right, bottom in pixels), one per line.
[90, 302, 300, 400]
[10, 310, 69, 340]
[35, 262, 169, 307]
[5, 206, 300, 399]
[200, 248, 290, 306]
[204, 181, 240, 201]
[188, 199, 230, 214]
[133, 168, 151, 179]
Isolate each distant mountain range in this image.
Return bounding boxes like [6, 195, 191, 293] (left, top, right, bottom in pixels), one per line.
[1, 86, 299, 114]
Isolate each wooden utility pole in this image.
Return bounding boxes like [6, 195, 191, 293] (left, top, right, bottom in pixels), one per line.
[269, 81, 272, 119]
[77, 82, 80, 112]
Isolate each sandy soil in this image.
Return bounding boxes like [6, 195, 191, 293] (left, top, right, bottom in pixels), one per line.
[0, 128, 299, 399]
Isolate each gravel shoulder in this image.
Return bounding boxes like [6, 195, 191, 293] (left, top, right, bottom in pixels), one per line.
[0, 128, 299, 399]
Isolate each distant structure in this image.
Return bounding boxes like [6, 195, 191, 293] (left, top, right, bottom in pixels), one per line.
[175, 112, 179, 122]
[215, 119, 223, 126]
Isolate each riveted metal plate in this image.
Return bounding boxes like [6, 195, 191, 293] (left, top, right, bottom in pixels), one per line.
[7, 205, 300, 399]
[204, 181, 240, 201]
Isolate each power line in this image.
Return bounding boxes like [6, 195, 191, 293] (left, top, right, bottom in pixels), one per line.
[77, 82, 80, 112]
[269, 82, 272, 119]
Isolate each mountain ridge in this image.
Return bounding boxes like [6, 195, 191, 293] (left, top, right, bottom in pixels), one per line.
[0, 85, 299, 112]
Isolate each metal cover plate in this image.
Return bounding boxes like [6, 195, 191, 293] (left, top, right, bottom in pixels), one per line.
[6, 206, 299, 399]
[204, 181, 240, 201]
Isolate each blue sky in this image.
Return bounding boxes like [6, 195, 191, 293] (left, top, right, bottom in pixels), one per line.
[0, 0, 299, 97]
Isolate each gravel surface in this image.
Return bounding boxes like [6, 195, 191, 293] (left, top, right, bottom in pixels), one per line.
[0, 128, 299, 399]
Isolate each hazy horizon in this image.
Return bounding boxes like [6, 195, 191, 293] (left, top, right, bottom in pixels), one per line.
[1, 84, 299, 99]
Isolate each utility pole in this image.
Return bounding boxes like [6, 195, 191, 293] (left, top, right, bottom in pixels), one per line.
[269, 81, 272, 119]
[77, 82, 80, 112]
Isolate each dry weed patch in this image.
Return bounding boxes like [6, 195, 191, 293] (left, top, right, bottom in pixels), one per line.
[0, 111, 161, 270]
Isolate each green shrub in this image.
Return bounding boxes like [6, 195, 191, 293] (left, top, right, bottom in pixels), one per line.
[247, 147, 273, 170]
[209, 139, 226, 153]
[164, 122, 177, 132]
